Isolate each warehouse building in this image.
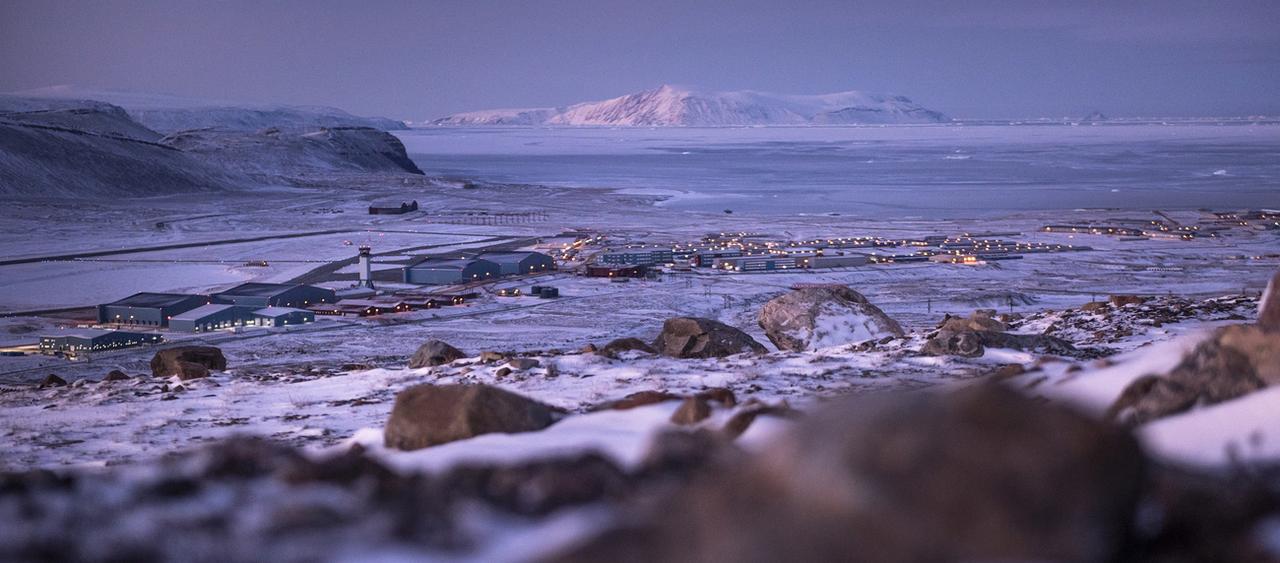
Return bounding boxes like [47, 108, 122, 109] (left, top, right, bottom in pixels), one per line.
[599, 248, 674, 267]
[712, 256, 800, 272]
[252, 307, 315, 327]
[802, 254, 869, 268]
[477, 251, 555, 276]
[403, 258, 500, 285]
[212, 283, 336, 308]
[39, 329, 162, 355]
[169, 304, 258, 332]
[98, 292, 210, 328]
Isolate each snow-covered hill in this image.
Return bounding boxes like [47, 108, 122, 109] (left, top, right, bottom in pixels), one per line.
[0, 95, 421, 198]
[0, 96, 245, 198]
[163, 126, 425, 179]
[433, 85, 948, 126]
[14, 86, 407, 133]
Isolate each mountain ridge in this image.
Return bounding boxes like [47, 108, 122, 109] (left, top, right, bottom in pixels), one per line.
[432, 85, 948, 127]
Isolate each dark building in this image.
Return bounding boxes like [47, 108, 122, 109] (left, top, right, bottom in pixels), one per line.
[169, 304, 258, 332]
[212, 283, 336, 308]
[369, 200, 419, 215]
[39, 329, 162, 355]
[403, 258, 500, 285]
[476, 251, 555, 276]
[585, 264, 646, 278]
[98, 292, 210, 327]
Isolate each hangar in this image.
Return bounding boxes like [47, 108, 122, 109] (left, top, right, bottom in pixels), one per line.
[97, 292, 209, 328]
[403, 258, 500, 285]
[477, 251, 555, 276]
[212, 283, 336, 308]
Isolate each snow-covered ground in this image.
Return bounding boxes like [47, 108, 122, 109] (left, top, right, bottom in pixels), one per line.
[1, 124, 1277, 476]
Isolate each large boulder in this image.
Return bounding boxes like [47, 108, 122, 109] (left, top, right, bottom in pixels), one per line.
[553, 384, 1144, 562]
[408, 339, 465, 368]
[757, 286, 903, 351]
[1107, 324, 1280, 425]
[150, 346, 226, 378]
[652, 317, 766, 359]
[384, 384, 558, 451]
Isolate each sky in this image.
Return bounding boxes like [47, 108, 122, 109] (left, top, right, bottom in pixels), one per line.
[1, 0, 1277, 120]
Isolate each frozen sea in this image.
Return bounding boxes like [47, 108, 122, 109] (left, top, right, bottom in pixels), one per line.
[396, 124, 1280, 218]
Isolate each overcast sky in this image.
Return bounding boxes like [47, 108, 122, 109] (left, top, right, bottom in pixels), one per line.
[2, 0, 1277, 120]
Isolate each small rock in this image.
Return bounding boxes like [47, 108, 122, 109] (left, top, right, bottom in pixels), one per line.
[39, 374, 67, 388]
[175, 361, 210, 381]
[991, 364, 1026, 380]
[598, 337, 656, 359]
[384, 384, 558, 450]
[1110, 295, 1148, 308]
[580, 343, 598, 353]
[696, 387, 737, 408]
[103, 370, 131, 382]
[722, 401, 799, 439]
[408, 340, 466, 368]
[151, 346, 226, 377]
[507, 358, 540, 370]
[670, 397, 712, 425]
[495, 367, 512, 378]
[594, 390, 681, 411]
[653, 317, 766, 359]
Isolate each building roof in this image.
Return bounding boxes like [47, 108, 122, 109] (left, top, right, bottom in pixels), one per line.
[477, 251, 546, 265]
[170, 304, 245, 321]
[252, 306, 310, 317]
[104, 292, 207, 308]
[407, 258, 496, 271]
[337, 299, 404, 308]
[213, 282, 305, 298]
[42, 329, 114, 340]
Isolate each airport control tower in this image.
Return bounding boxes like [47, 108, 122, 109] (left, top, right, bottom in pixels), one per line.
[357, 245, 374, 289]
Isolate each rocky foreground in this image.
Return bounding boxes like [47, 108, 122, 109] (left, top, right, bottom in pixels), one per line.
[2, 278, 1279, 561]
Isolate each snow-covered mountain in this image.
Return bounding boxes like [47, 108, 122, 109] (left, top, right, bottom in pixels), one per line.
[433, 85, 948, 126]
[14, 86, 407, 134]
[0, 95, 421, 198]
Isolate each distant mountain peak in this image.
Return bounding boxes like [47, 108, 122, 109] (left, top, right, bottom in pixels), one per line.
[433, 85, 948, 127]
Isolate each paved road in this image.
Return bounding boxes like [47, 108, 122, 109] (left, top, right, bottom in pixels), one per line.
[0, 229, 354, 266]
[0, 227, 501, 266]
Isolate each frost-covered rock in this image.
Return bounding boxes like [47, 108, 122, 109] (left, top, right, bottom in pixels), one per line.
[407, 340, 465, 368]
[1259, 271, 1280, 330]
[653, 317, 766, 359]
[757, 286, 903, 351]
[558, 384, 1144, 562]
[598, 337, 656, 359]
[1107, 324, 1280, 425]
[150, 346, 226, 378]
[383, 383, 558, 450]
